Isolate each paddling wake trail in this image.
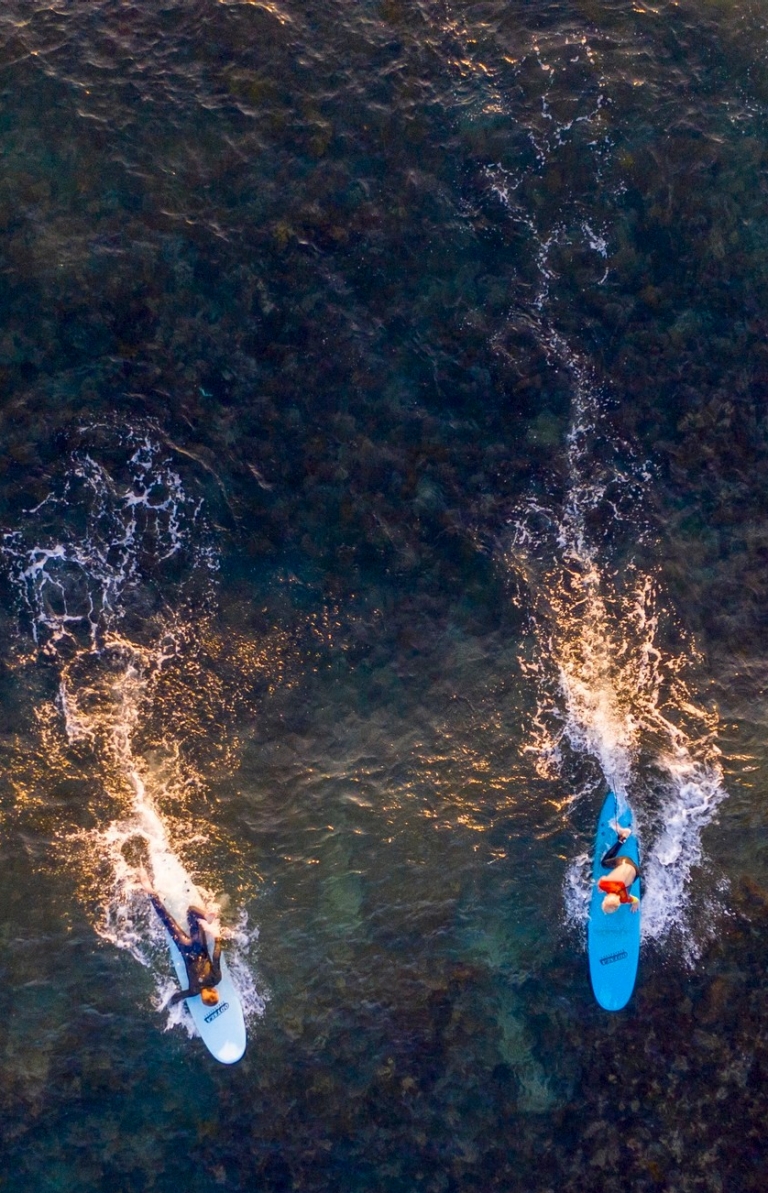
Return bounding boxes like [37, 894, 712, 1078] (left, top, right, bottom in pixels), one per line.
[2, 428, 264, 1027]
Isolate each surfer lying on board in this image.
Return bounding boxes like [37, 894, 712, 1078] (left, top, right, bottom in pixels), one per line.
[598, 825, 640, 915]
[138, 868, 223, 1006]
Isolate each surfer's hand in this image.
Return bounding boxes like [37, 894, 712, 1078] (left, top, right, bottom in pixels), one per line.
[618, 827, 631, 842]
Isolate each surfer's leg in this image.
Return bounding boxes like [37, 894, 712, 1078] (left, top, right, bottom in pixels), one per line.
[149, 894, 192, 949]
[600, 839, 622, 868]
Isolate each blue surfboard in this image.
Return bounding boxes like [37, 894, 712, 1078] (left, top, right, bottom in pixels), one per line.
[588, 791, 640, 1011]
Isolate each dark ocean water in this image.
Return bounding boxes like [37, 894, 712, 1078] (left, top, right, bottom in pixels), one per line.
[1, 0, 768, 1189]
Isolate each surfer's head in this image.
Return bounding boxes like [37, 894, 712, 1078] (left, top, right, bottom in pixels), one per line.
[601, 893, 622, 915]
[201, 987, 219, 1007]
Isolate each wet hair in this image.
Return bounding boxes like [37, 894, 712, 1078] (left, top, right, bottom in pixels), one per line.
[201, 987, 219, 1006]
[601, 893, 621, 915]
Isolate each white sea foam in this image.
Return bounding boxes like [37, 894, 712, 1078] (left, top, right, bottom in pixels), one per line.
[4, 432, 216, 651]
[563, 849, 591, 932]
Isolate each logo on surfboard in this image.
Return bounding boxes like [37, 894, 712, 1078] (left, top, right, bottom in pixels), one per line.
[599, 950, 628, 966]
[204, 1001, 230, 1023]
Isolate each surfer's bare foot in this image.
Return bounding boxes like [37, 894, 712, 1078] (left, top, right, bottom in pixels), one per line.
[137, 865, 154, 894]
[188, 903, 221, 935]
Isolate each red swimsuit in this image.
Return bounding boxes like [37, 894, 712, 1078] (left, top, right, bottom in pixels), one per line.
[598, 877, 634, 904]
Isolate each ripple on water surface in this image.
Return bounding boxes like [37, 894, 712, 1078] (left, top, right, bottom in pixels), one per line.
[0, 0, 766, 1188]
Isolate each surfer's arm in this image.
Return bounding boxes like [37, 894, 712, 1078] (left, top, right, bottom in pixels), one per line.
[169, 987, 195, 1005]
[148, 893, 192, 950]
[211, 935, 222, 982]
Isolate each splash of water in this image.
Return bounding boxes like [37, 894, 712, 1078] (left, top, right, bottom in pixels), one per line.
[6, 434, 215, 649]
[507, 349, 726, 957]
[3, 429, 264, 1028]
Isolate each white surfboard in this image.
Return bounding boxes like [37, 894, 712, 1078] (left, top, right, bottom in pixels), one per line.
[165, 929, 247, 1065]
[150, 865, 246, 1064]
[130, 789, 247, 1063]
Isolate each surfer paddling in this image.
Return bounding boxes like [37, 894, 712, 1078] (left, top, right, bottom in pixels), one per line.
[598, 824, 640, 914]
[138, 868, 223, 1006]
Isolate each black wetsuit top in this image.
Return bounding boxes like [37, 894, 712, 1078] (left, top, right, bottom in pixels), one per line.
[149, 894, 222, 1004]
